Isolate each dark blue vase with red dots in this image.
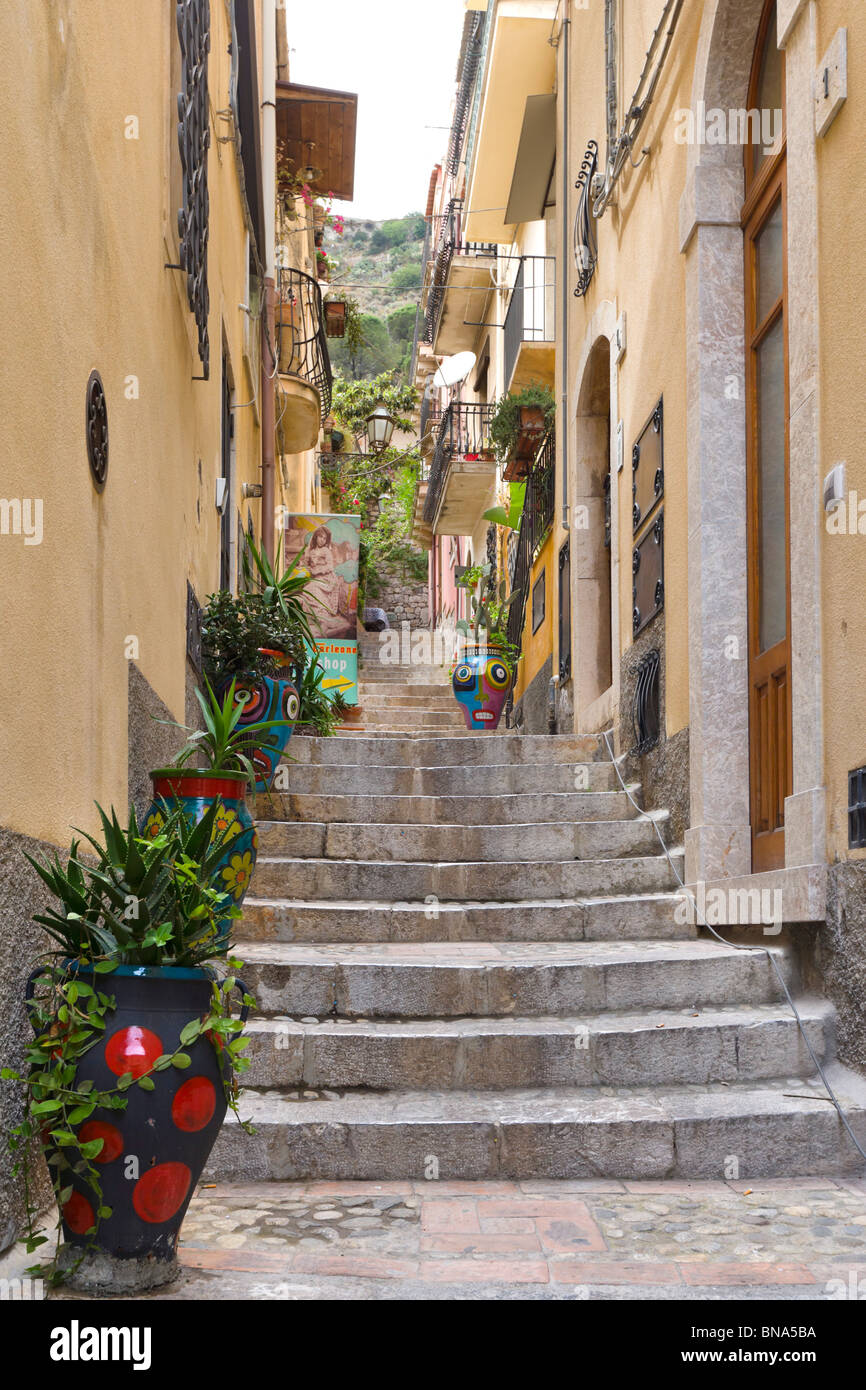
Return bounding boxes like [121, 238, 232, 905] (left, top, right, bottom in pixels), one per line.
[37, 966, 248, 1290]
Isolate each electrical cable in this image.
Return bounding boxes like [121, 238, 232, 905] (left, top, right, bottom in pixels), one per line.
[600, 728, 866, 1166]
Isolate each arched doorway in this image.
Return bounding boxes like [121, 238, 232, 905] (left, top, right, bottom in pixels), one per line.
[574, 335, 614, 728]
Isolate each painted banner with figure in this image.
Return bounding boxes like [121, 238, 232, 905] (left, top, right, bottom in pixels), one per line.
[286, 513, 360, 705]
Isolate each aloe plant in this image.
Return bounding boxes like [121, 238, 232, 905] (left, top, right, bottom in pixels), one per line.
[241, 534, 321, 650]
[158, 678, 293, 785]
[24, 802, 239, 967]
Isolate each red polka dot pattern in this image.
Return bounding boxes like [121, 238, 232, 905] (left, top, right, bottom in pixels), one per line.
[132, 1162, 191, 1224]
[104, 1025, 163, 1079]
[63, 1191, 96, 1235]
[78, 1120, 124, 1164]
[171, 1076, 216, 1132]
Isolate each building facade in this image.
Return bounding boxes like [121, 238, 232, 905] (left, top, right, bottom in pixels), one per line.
[414, 0, 866, 1072]
[0, 0, 355, 1247]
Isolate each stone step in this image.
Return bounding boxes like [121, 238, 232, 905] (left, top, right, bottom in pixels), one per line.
[255, 789, 640, 826]
[256, 761, 618, 798]
[208, 1076, 866, 1180]
[285, 733, 608, 767]
[242, 1002, 829, 1090]
[360, 709, 466, 729]
[357, 689, 454, 704]
[239, 893, 695, 943]
[255, 818, 666, 863]
[250, 852, 684, 901]
[236, 940, 791, 1017]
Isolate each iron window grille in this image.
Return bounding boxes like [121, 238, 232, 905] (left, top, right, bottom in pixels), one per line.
[632, 397, 664, 533]
[849, 767, 866, 849]
[177, 0, 211, 379]
[632, 648, 661, 754]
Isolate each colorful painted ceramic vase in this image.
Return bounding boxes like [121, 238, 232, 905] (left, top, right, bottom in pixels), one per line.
[451, 643, 513, 732]
[30, 965, 248, 1291]
[143, 771, 257, 947]
[219, 662, 299, 792]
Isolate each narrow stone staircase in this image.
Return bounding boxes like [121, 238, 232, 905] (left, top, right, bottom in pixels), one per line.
[209, 634, 866, 1182]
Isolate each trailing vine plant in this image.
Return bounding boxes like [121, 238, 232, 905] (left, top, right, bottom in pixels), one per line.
[1, 802, 256, 1285]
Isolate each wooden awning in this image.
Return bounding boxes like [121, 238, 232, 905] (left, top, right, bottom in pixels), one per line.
[275, 82, 358, 202]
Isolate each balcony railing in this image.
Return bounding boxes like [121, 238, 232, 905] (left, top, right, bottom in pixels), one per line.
[506, 432, 556, 656]
[423, 199, 497, 345]
[447, 12, 485, 176]
[423, 401, 495, 524]
[276, 266, 333, 421]
[503, 256, 556, 389]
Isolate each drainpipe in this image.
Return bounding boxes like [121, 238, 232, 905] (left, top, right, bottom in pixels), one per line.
[261, 0, 277, 562]
[559, 1, 570, 530]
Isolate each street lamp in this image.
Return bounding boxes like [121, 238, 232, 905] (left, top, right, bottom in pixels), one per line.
[365, 403, 395, 454]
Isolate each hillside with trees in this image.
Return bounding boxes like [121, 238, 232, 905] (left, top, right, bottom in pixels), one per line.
[324, 212, 425, 381]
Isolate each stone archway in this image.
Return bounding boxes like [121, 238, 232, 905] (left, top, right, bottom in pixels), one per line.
[570, 299, 619, 735]
[680, 0, 823, 885]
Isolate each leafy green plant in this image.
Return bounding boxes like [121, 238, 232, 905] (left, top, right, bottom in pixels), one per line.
[202, 590, 305, 686]
[159, 679, 294, 785]
[488, 384, 556, 464]
[296, 656, 340, 736]
[483, 481, 527, 531]
[456, 564, 521, 669]
[3, 805, 256, 1281]
[25, 802, 240, 968]
[331, 371, 417, 437]
[241, 534, 320, 651]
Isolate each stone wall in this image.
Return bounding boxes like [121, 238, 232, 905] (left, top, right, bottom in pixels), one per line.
[0, 829, 57, 1251]
[509, 656, 554, 735]
[620, 613, 690, 847]
[128, 662, 195, 822]
[806, 862, 866, 1078]
[369, 568, 429, 630]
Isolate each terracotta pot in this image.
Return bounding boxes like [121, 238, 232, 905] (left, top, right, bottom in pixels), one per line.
[33, 965, 248, 1292]
[451, 643, 513, 732]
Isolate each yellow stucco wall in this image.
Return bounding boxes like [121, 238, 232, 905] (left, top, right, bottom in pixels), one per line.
[513, 531, 554, 701]
[566, 0, 702, 739]
[0, 1, 271, 847]
[814, 0, 866, 860]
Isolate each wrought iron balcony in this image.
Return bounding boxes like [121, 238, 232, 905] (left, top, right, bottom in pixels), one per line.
[447, 12, 485, 176]
[422, 199, 497, 347]
[423, 402, 495, 529]
[503, 256, 556, 392]
[276, 266, 333, 422]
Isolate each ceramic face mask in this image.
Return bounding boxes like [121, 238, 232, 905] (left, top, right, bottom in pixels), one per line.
[451, 650, 512, 731]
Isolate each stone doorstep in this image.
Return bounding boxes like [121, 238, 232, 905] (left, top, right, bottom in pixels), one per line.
[206, 1081, 866, 1181]
[231, 938, 793, 1016]
[688, 863, 828, 926]
[237, 893, 698, 944]
[253, 817, 666, 864]
[249, 852, 684, 902]
[240, 1002, 831, 1090]
[256, 790, 641, 827]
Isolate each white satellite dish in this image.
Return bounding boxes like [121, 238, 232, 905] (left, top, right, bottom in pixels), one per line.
[433, 351, 477, 390]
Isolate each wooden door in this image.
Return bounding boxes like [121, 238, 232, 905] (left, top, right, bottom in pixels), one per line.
[743, 0, 790, 871]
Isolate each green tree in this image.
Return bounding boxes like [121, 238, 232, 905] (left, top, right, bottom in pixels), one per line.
[390, 263, 422, 292]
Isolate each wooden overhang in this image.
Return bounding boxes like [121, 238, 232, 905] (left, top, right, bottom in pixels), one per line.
[275, 81, 358, 201]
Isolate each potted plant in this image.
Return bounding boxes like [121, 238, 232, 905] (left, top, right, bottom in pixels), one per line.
[2, 802, 254, 1292]
[201, 535, 322, 790]
[315, 248, 331, 283]
[489, 384, 556, 482]
[452, 565, 520, 732]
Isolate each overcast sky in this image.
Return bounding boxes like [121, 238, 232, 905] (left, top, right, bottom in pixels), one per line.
[286, 0, 468, 220]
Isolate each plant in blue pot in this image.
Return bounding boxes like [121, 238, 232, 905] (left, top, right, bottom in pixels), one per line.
[145, 679, 291, 941]
[2, 801, 255, 1293]
[452, 565, 521, 732]
[201, 535, 318, 789]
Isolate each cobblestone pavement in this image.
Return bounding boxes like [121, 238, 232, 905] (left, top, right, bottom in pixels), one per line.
[7, 1176, 866, 1300]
